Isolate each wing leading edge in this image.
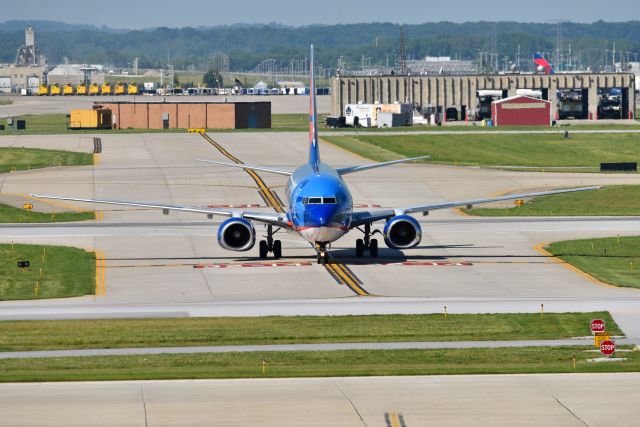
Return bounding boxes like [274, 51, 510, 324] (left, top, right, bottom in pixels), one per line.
[350, 186, 602, 227]
[28, 194, 291, 228]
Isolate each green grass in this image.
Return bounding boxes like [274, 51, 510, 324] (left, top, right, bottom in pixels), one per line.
[323, 132, 640, 167]
[0, 114, 187, 135]
[466, 185, 640, 216]
[0, 244, 95, 300]
[0, 202, 95, 223]
[0, 98, 12, 105]
[547, 236, 640, 289]
[0, 346, 637, 382]
[0, 146, 93, 173]
[0, 312, 620, 352]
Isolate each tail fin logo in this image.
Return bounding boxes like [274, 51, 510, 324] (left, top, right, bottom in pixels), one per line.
[534, 52, 554, 74]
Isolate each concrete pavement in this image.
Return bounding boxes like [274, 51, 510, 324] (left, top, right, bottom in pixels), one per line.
[1, 374, 638, 426]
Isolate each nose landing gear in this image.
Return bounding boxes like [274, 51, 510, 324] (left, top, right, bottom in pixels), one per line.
[315, 242, 329, 265]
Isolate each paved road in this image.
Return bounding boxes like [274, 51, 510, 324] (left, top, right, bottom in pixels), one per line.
[1, 337, 623, 360]
[1, 374, 638, 426]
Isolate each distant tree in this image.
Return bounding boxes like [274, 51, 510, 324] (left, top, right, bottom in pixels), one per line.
[203, 68, 223, 88]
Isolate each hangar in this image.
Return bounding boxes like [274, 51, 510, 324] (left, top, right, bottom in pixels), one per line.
[98, 100, 271, 130]
[331, 73, 636, 121]
[491, 96, 551, 126]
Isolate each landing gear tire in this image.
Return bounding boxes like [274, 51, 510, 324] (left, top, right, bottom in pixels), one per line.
[369, 239, 378, 257]
[259, 240, 269, 259]
[273, 240, 282, 259]
[317, 252, 327, 265]
[355, 239, 364, 257]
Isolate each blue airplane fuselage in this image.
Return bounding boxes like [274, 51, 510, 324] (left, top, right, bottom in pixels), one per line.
[286, 163, 353, 244]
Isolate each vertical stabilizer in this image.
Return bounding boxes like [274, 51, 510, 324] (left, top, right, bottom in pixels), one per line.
[308, 45, 320, 172]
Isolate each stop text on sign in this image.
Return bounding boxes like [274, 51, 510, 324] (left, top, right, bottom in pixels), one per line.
[591, 319, 606, 333]
[600, 340, 616, 356]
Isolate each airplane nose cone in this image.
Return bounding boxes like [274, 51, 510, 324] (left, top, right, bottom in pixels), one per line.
[309, 205, 337, 227]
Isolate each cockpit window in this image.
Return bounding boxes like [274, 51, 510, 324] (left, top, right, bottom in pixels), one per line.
[302, 197, 338, 205]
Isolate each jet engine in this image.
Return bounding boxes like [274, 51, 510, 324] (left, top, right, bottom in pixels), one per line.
[383, 215, 422, 249]
[217, 218, 256, 251]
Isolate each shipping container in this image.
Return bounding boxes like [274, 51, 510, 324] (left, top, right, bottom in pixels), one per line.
[69, 109, 113, 129]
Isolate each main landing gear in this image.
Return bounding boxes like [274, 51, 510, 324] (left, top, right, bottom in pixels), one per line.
[259, 225, 282, 259]
[355, 223, 379, 257]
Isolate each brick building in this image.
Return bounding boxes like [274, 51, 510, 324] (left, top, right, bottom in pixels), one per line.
[97, 100, 271, 129]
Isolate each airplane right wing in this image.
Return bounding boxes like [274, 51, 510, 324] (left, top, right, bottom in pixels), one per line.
[29, 194, 292, 228]
[350, 185, 602, 227]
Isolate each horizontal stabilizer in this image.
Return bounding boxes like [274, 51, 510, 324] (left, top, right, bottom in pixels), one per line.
[337, 155, 430, 175]
[197, 159, 293, 176]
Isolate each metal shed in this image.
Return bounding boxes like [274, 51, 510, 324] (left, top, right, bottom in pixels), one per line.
[491, 95, 551, 126]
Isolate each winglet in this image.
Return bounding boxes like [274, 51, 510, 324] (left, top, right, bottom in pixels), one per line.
[308, 44, 320, 172]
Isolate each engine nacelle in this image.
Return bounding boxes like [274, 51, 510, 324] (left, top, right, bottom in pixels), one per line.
[383, 215, 422, 249]
[217, 218, 256, 251]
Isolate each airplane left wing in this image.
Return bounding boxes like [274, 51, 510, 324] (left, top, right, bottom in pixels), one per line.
[28, 194, 292, 228]
[350, 186, 601, 227]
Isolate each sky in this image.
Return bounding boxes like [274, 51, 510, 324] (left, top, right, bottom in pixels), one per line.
[4, 0, 639, 29]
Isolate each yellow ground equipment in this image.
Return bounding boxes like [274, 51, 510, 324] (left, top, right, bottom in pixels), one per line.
[69, 109, 113, 129]
[127, 83, 139, 95]
[76, 83, 88, 95]
[101, 83, 112, 95]
[37, 84, 48, 96]
[63, 83, 74, 95]
[89, 83, 100, 95]
[49, 84, 61, 95]
[114, 82, 127, 95]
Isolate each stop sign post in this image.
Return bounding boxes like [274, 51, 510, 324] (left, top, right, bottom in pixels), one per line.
[591, 319, 606, 333]
[600, 340, 616, 356]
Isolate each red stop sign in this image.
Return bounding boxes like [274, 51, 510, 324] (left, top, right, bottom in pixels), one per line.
[600, 340, 616, 355]
[591, 319, 606, 333]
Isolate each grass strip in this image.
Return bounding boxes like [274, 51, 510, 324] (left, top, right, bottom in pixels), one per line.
[0, 244, 95, 301]
[0, 312, 620, 352]
[0, 202, 94, 223]
[0, 99, 12, 105]
[547, 236, 640, 289]
[465, 185, 640, 216]
[0, 146, 93, 173]
[0, 346, 637, 382]
[323, 132, 640, 167]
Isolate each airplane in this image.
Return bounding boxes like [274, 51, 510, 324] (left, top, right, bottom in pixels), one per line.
[534, 52, 554, 74]
[32, 45, 600, 265]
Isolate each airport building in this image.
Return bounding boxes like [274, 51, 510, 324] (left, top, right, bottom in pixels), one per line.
[98, 100, 271, 130]
[331, 73, 636, 121]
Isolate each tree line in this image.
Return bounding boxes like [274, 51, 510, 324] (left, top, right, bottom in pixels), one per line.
[0, 20, 639, 72]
